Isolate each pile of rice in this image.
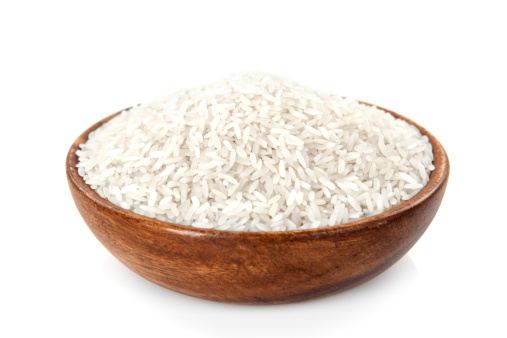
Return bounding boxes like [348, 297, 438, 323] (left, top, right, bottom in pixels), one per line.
[76, 72, 434, 231]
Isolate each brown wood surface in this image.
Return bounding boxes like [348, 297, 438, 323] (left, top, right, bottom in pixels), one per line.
[66, 104, 449, 304]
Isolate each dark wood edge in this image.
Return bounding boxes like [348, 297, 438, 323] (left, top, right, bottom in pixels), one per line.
[66, 103, 450, 239]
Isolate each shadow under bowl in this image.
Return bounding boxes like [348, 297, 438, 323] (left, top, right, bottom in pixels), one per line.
[66, 103, 449, 304]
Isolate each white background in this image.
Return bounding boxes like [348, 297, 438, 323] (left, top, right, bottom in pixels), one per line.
[1, 1, 506, 337]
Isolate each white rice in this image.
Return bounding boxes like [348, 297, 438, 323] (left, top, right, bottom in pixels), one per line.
[76, 72, 435, 232]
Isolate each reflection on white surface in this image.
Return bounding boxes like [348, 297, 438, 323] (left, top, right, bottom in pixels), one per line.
[99, 253, 418, 338]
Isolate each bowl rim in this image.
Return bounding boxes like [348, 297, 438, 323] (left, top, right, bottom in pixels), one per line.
[66, 101, 449, 238]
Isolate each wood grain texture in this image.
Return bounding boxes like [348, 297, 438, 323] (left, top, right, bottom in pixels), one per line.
[66, 103, 449, 304]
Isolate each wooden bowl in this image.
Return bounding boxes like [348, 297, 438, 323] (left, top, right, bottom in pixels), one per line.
[66, 103, 449, 304]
